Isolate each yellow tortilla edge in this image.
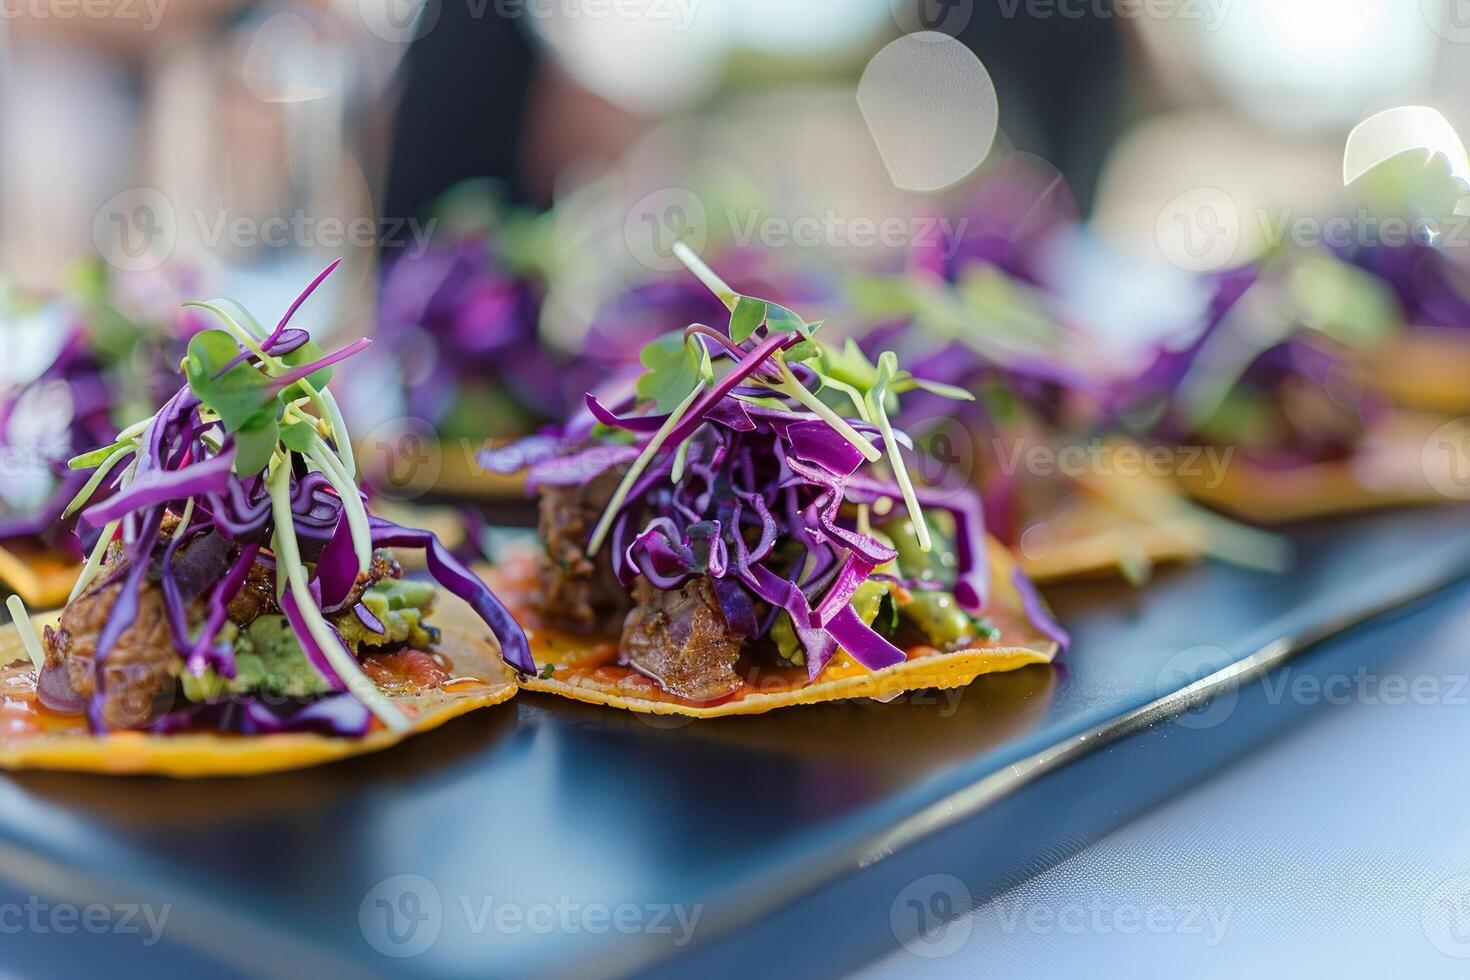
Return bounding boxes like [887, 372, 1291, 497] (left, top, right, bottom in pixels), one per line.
[1177, 457, 1441, 523]
[1376, 330, 1470, 415]
[0, 544, 80, 609]
[520, 645, 1053, 718]
[0, 616, 518, 778]
[429, 443, 528, 500]
[516, 539, 1060, 718]
[1017, 459, 1206, 581]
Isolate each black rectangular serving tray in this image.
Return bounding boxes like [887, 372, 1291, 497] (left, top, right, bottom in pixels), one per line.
[2, 505, 1469, 979]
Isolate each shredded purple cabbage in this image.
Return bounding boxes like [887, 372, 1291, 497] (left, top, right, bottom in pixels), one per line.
[0, 327, 118, 561]
[56, 263, 533, 737]
[489, 292, 1068, 685]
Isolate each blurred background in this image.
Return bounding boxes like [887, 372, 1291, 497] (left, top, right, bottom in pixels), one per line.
[4, 0, 1470, 502]
[5, 0, 1467, 326]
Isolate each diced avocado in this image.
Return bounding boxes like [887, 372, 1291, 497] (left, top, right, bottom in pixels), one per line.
[177, 665, 232, 702]
[773, 577, 894, 668]
[850, 577, 891, 626]
[179, 615, 329, 701]
[899, 591, 1000, 649]
[881, 514, 958, 585]
[771, 611, 804, 666]
[177, 579, 442, 703]
[333, 577, 439, 651]
[234, 615, 333, 697]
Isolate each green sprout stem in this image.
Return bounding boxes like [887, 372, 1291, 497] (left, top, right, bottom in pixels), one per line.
[5, 596, 45, 671]
[818, 375, 874, 423]
[869, 353, 931, 552]
[304, 430, 372, 576]
[673, 241, 737, 310]
[63, 444, 136, 519]
[267, 460, 409, 731]
[185, 301, 276, 365]
[69, 518, 121, 604]
[774, 359, 881, 463]
[317, 388, 357, 477]
[587, 381, 706, 558]
[171, 499, 195, 543]
[671, 439, 691, 484]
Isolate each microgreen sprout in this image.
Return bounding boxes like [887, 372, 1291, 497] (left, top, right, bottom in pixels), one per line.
[590, 241, 974, 555]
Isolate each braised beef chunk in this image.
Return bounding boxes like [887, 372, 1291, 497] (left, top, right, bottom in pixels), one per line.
[228, 548, 402, 626]
[619, 577, 742, 702]
[226, 560, 280, 626]
[44, 574, 178, 729]
[536, 471, 632, 633]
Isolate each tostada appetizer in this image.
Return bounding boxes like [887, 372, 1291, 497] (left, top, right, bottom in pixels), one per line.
[486, 245, 1067, 717]
[1118, 253, 1451, 523]
[0, 263, 532, 776]
[0, 297, 118, 607]
[845, 156, 1234, 583]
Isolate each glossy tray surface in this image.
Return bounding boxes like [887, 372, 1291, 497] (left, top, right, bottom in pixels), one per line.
[2, 506, 1468, 979]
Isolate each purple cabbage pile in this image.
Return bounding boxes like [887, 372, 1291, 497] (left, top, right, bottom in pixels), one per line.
[490, 273, 1068, 677]
[44, 263, 532, 736]
[0, 322, 118, 562]
[374, 238, 559, 434]
[1113, 261, 1392, 468]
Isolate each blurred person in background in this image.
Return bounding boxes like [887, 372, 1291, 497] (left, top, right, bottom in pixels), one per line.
[0, 0, 251, 287]
[382, 1, 1124, 220]
[6, 0, 1470, 295]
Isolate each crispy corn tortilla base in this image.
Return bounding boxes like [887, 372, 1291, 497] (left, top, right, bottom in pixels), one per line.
[0, 598, 517, 777]
[506, 542, 1059, 718]
[1017, 482, 1203, 583]
[1171, 414, 1450, 524]
[519, 647, 1053, 718]
[0, 543, 79, 609]
[1378, 330, 1470, 415]
[427, 442, 528, 500]
[1178, 460, 1437, 523]
[1020, 524, 1200, 582]
[1014, 458, 1206, 582]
